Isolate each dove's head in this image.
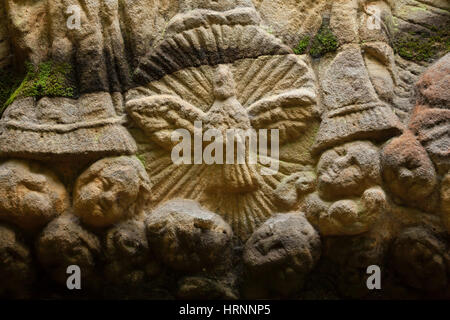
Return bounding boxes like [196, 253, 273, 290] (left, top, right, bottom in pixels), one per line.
[212, 64, 237, 101]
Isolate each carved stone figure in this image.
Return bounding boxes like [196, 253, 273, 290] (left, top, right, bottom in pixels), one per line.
[313, 46, 403, 152]
[317, 141, 381, 201]
[1, 0, 449, 299]
[0, 93, 137, 161]
[304, 187, 386, 236]
[243, 213, 321, 298]
[381, 53, 449, 215]
[127, 1, 320, 239]
[145, 199, 233, 273]
[36, 214, 101, 287]
[0, 160, 69, 232]
[73, 156, 151, 228]
[381, 132, 437, 205]
[0, 224, 34, 298]
[391, 227, 450, 292]
[409, 53, 450, 173]
[104, 219, 157, 288]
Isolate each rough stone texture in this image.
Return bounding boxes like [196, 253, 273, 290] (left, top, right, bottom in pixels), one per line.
[363, 42, 397, 104]
[133, 2, 292, 84]
[274, 171, 316, 209]
[407, 55, 450, 173]
[409, 107, 450, 173]
[4, 0, 49, 65]
[73, 156, 151, 228]
[1, 0, 450, 299]
[104, 219, 158, 287]
[145, 199, 233, 273]
[416, 53, 450, 109]
[442, 172, 450, 233]
[36, 214, 101, 286]
[0, 224, 34, 298]
[391, 0, 450, 46]
[177, 276, 238, 300]
[243, 213, 321, 298]
[359, 1, 394, 44]
[313, 46, 403, 152]
[330, 0, 359, 45]
[303, 187, 386, 236]
[253, 0, 327, 47]
[0, 160, 69, 232]
[392, 56, 427, 122]
[317, 141, 381, 201]
[391, 227, 450, 292]
[381, 132, 437, 205]
[321, 230, 391, 299]
[0, 1, 11, 68]
[127, 53, 319, 239]
[0, 94, 137, 162]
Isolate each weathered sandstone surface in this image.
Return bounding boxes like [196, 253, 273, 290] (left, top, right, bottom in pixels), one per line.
[0, 0, 449, 299]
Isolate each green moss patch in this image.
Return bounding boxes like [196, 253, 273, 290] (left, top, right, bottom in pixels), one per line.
[294, 36, 310, 55]
[394, 28, 450, 62]
[1, 61, 76, 116]
[293, 24, 338, 58]
[309, 25, 338, 58]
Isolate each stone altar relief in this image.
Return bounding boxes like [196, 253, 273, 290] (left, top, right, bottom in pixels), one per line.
[0, 0, 449, 300]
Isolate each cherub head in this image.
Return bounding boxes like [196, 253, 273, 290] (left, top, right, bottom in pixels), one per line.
[73, 156, 151, 228]
[0, 160, 69, 232]
[317, 141, 381, 201]
[381, 132, 437, 203]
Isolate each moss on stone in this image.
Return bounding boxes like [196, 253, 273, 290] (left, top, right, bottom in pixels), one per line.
[394, 28, 450, 62]
[309, 25, 338, 58]
[1, 61, 76, 116]
[293, 24, 338, 58]
[21, 61, 75, 98]
[294, 36, 310, 55]
[0, 67, 23, 116]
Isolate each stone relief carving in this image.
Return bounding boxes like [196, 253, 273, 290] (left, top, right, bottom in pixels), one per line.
[126, 2, 319, 239]
[0, 160, 69, 232]
[73, 156, 151, 228]
[0, 0, 449, 299]
[0, 93, 137, 161]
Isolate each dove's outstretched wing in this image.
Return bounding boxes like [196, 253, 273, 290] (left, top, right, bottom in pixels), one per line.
[247, 88, 317, 144]
[126, 95, 206, 150]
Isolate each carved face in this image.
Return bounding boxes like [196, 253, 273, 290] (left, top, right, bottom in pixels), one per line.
[73, 157, 151, 228]
[317, 141, 381, 200]
[36, 215, 101, 286]
[381, 133, 437, 203]
[0, 160, 68, 231]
